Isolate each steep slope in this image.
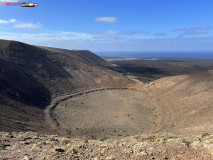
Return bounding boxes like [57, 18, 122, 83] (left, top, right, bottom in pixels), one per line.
[52, 69, 213, 138]
[146, 70, 213, 135]
[38, 46, 110, 67]
[0, 39, 132, 133]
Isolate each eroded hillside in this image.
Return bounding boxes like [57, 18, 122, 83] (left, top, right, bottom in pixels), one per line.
[0, 39, 132, 133]
[52, 70, 213, 139]
[1, 40, 213, 159]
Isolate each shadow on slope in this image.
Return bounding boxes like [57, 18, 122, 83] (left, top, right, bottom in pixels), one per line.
[0, 39, 132, 134]
[0, 58, 51, 108]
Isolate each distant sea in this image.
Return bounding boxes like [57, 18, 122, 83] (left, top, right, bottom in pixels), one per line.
[97, 51, 213, 59]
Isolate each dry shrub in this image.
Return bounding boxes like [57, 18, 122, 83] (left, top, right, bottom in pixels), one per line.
[201, 133, 210, 138]
[182, 139, 190, 147]
[82, 137, 89, 144]
[60, 138, 71, 145]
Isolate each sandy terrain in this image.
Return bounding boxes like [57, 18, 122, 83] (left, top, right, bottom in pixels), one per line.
[54, 89, 156, 139]
[51, 70, 213, 140]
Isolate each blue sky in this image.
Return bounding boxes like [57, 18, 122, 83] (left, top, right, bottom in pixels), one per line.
[0, 0, 213, 52]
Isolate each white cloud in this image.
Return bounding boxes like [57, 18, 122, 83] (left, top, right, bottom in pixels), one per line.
[0, 18, 41, 29]
[122, 30, 148, 35]
[173, 25, 212, 36]
[59, 32, 94, 40]
[95, 17, 117, 23]
[9, 19, 16, 23]
[0, 18, 16, 24]
[154, 32, 167, 36]
[0, 20, 9, 24]
[0, 31, 95, 41]
[1, 31, 213, 52]
[106, 31, 117, 35]
[14, 22, 42, 29]
[92, 31, 117, 35]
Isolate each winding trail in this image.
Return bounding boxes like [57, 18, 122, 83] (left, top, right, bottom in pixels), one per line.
[44, 87, 130, 135]
[44, 76, 191, 136]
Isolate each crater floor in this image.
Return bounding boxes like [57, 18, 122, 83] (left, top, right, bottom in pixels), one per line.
[54, 89, 157, 139]
[54, 71, 213, 139]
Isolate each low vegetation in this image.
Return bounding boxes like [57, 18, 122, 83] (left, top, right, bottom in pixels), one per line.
[0, 132, 213, 159]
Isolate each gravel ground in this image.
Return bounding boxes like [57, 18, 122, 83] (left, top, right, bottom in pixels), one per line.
[0, 132, 213, 160]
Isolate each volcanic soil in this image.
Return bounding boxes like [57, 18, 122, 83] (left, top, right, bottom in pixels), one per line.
[53, 69, 213, 139]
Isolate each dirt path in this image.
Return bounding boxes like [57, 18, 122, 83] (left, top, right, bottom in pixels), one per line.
[45, 73, 213, 137]
[44, 87, 130, 136]
[44, 76, 166, 137]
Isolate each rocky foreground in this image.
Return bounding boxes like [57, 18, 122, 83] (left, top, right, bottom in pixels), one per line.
[0, 132, 213, 160]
